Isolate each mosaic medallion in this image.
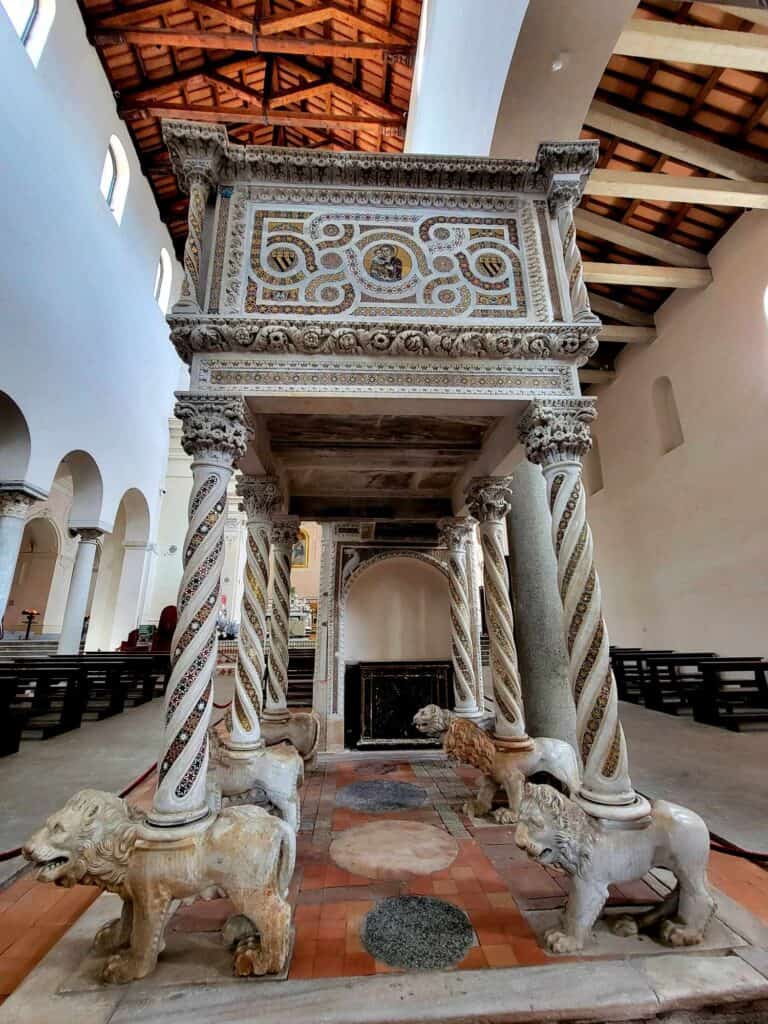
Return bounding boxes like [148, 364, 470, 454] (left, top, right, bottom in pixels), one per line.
[335, 779, 427, 813]
[330, 820, 458, 880]
[363, 242, 411, 282]
[362, 896, 474, 970]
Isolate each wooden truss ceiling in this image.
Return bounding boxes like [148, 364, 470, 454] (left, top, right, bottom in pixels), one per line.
[79, 0, 421, 249]
[578, 0, 768, 373]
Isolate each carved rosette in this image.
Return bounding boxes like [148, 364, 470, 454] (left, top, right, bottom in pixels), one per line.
[465, 477, 528, 742]
[437, 517, 480, 717]
[150, 394, 251, 827]
[520, 400, 637, 810]
[0, 490, 41, 519]
[264, 515, 300, 722]
[229, 476, 283, 748]
[549, 178, 599, 325]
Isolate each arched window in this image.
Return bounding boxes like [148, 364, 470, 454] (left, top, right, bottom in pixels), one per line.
[583, 434, 604, 496]
[153, 248, 173, 313]
[99, 135, 130, 224]
[652, 376, 684, 455]
[2, 0, 54, 63]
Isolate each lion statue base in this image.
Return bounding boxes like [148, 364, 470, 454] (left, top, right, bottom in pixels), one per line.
[515, 782, 716, 953]
[413, 705, 581, 824]
[207, 728, 303, 831]
[261, 710, 321, 769]
[23, 789, 295, 984]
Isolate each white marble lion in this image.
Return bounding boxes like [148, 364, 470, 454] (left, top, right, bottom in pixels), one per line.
[515, 782, 716, 953]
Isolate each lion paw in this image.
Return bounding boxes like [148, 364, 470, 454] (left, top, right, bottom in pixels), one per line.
[492, 807, 518, 825]
[544, 928, 583, 954]
[660, 921, 703, 947]
[462, 800, 489, 819]
[93, 918, 128, 955]
[609, 915, 639, 938]
[101, 954, 147, 984]
[233, 937, 269, 977]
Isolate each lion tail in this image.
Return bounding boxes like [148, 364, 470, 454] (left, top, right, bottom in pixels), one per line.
[445, 718, 496, 778]
[275, 818, 296, 898]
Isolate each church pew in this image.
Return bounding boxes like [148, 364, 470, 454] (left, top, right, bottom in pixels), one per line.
[0, 673, 25, 755]
[9, 664, 84, 739]
[609, 649, 676, 703]
[693, 659, 768, 731]
[641, 653, 719, 715]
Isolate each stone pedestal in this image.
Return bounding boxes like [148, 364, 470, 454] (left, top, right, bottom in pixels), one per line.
[465, 477, 531, 749]
[263, 515, 300, 726]
[0, 487, 43, 621]
[506, 459, 576, 750]
[147, 393, 252, 831]
[57, 529, 103, 654]
[437, 516, 482, 718]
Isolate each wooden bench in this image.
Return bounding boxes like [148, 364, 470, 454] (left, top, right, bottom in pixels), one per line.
[693, 659, 768, 731]
[641, 653, 719, 715]
[610, 649, 675, 704]
[9, 663, 84, 739]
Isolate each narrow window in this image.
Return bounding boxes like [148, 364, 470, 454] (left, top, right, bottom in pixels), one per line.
[153, 248, 173, 313]
[652, 376, 684, 455]
[583, 434, 604, 496]
[2, 0, 54, 63]
[99, 135, 130, 224]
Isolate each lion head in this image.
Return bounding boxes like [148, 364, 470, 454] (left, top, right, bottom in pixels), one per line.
[23, 789, 143, 891]
[514, 783, 595, 878]
[412, 705, 453, 736]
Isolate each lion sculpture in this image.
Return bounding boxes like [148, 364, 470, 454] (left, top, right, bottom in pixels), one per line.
[23, 789, 295, 984]
[262, 709, 321, 768]
[207, 727, 303, 831]
[515, 782, 716, 953]
[413, 704, 581, 823]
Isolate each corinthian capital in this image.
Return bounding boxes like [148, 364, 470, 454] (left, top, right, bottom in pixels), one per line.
[0, 489, 42, 519]
[437, 516, 477, 551]
[161, 119, 227, 193]
[271, 515, 301, 550]
[519, 398, 596, 468]
[237, 475, 283, 520]
[465, 477, 514, 524]
[174, 393, 253, 466]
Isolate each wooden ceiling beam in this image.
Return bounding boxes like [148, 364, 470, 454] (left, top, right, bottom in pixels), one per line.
[575, 208, 709, 268]
[255, 35, 413, 60]
[269, 69, 403, 118]
[585, 169, 768, 208]
[585, 99, 768, 181]
[598, 325, 657, 344]
[268, 80, 331, 107]
[587, 291, 656, 326]
[116, 57, 263, 103]
[717, 5, 768, 29]
[204, 70, 264, 105]
[123, 100, 403, 130]
[615, 18, 768, 73]
[258, 2, 411, 44]
[187, 0, 253, 32]
[583, 263, 713, 288]
[94, 0, 186, 29]
[92, 26, 255, 51]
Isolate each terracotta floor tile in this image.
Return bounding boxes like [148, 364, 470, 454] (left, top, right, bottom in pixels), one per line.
[288, 956, 315, 980]
[482, 943, 519, 968]
[0, 958, 35, 995]
[432, 879, 459, 896]
[344, 952, 376, 975]
[312, 959, 345, 978]
[457, 947, 488, 970]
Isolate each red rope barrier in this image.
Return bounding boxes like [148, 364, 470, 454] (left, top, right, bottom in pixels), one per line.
[213, 700, 232, 709]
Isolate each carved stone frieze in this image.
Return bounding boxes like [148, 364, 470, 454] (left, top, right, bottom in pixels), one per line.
[169, 318, 599, 365]
[174, 393, 253, 464]
[0, 490, 41, 518]
[236, 475, 283, 520]
[519, 398, 597, 468]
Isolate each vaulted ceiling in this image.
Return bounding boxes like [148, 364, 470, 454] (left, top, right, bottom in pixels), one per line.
[79, 0, 421, 250]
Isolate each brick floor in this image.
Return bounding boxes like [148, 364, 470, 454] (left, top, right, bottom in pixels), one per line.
[1, 754, 766, 1001]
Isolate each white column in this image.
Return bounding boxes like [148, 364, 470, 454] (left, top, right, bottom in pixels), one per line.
[465, 530, 485, 711]
[148, 394, 251, 830]
[173, 172, 212, 313]
[57, 528, 102, 654]
[520, 399, 650, 822]
[263, 515, 300, 724]
[229, 475, 282, 750]
[0, 489, 41, 622]
[312, 522, 335, 747]
[437, 516, 481, 718]
[465, 476, 531, 750]
[109, 542, 154, 649]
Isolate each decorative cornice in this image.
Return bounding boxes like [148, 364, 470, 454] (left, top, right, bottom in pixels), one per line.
[0, 489, 42, 518]
[173, 392, 253, 464]
[71, 527, 104, 543]
[437, 516, 477, 551]
[519, 398, 597, 467]
[236, 474, 283, 520]
[465, 477, 515, 524]
[168, 317, 599, 366]
[162, 120, 598, 202]
[271, 514, 301, 549]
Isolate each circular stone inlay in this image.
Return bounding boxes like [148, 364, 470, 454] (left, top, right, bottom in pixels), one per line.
[335, 779, 427, 813]
[330, 820, 458, 879]
[362, 896, 474, 970]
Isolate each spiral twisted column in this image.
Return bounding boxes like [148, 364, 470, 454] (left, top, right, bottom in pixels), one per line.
[519, 399, 649, 822]
[176, 173, 211, 312]
[550, 181, 599, 324]
[437, 517, 481, 718]
[148, 394, 252, 829]
[228, 475, 283, 750]
[465, 477, 530, 748]
[264, 515, 300, 725]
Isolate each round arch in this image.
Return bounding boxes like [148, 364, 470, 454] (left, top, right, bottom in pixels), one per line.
[0, 391, 32, 485]
[55, 450, 104, 527]
[5, 515, 59, 635]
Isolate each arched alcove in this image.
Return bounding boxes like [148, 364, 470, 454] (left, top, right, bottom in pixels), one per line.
[652, 375, 685, 455]
[57, 450, 104, 527]
[5, 516, 59, 634]
[344, 555, 451, 663]
[0, 391, 32, 484]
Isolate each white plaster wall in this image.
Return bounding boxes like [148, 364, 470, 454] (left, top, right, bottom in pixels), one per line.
[291, 521, 321, 601]
[144, 420, 191, 624]
[0, 0, 182, 535]
[589, 211, 768, 656]
[344, 557, 451, 662]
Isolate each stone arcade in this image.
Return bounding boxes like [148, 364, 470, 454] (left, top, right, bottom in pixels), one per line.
[16, 122, 746, 1015]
